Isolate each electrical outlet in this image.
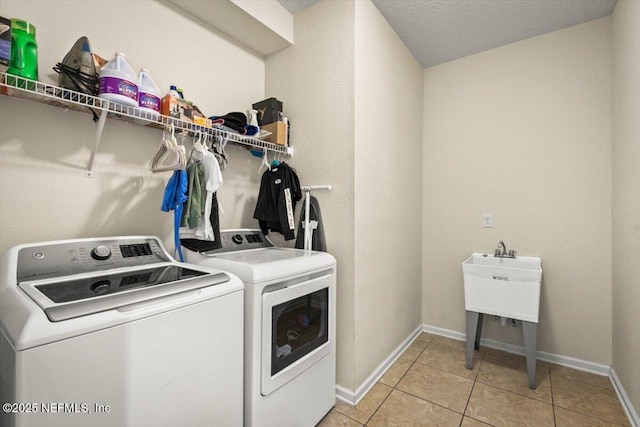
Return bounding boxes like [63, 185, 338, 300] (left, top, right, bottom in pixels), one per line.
[482, 214, 493, 228]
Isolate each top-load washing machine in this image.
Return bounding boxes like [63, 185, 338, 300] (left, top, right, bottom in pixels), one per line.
[182, 229, 336, 427]
[0, 236, 244, 427]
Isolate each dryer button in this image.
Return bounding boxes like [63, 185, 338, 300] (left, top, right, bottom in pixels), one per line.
[91, 245, 112, 261]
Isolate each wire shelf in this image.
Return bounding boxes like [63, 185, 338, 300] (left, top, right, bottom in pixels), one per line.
[0, 73, 293, 175]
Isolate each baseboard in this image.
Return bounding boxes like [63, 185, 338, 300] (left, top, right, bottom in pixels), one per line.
[335, 324, 423, 405]
[610, 368, 640, 427]
[423, 324, 638, 426]
[335, 384, 354, 405]
[336, 322, 637, 427]
[422, 324, 611, 375]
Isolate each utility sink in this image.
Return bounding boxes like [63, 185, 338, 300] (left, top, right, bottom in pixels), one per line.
[463, 253, 542, 323]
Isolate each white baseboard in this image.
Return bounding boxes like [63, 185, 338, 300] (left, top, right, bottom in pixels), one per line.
[610, 368, 640, 427]
[422, 324, 640, 426]
[421, 324, 611, 375]
[336, 323, 637, 427]
[335, 324, 423, 405]
[335, 384, 354, 405]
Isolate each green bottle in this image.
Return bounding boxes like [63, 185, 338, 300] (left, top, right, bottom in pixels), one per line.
[7, 19, 38, 86]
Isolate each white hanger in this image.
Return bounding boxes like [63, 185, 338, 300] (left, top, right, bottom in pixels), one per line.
[150, 124, 187, 172]
[258, 147, 270, 174]
[189, 131, 207, 164]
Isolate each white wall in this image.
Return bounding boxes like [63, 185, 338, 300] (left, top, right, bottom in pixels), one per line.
[612, 0, 640, 415]
[422, 18, 613, 364]
[353, 0, 423, 388]
[265, 0, 357, 390]
[0, 0, 267, 253]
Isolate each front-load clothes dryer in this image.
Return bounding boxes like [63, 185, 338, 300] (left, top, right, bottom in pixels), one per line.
[0, 236, 244, 427]
[183, 229, 337, 427]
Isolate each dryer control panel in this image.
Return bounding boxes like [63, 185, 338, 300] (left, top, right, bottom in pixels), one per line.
[16, 237, 171, 283]
[208, 229, 274, 254]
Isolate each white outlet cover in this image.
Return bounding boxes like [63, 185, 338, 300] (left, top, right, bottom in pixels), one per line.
[483, 214, 493, 228]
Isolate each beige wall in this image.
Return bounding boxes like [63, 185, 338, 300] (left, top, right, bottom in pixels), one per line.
[422, 18, 613, 364]
[265, 0, 357, 390]
[3, 0, 634, 412]
[266, 0, 424, 394]
[353, 0, 423, 388]
[0, 0, 267, 253]
[612, 0, 640, 414]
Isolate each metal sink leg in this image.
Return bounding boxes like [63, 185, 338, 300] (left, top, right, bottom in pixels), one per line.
[522, 320, 538, 389]
[465, 311, 483, 369]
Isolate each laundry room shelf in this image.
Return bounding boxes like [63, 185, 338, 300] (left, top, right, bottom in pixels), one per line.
[0, 73, 293, 177]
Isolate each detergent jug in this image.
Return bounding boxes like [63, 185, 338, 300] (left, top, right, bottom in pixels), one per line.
[98, 52, 138, 107]
[7, 19, 38, 83]
[137, 69, 161, 120]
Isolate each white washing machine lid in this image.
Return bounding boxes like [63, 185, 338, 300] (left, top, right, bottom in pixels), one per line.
[184, 247, 336, 284]
[0, 236, 244, 350]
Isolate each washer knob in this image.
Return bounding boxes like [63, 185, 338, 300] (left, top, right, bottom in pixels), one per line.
[231, 234, 243, 245]
[91, 245, 112, 260]
[91, 280, 111, 295]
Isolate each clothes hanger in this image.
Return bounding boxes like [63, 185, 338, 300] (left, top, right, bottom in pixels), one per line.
[211, 135, 225, 169]
[188, 131, 206, 164]
[150, 124, 187, 172]
[259, 147, 270, 174]
[217, 136, 229, 169]
[269, 153, 280, 169]
[202, 132, 210, 151]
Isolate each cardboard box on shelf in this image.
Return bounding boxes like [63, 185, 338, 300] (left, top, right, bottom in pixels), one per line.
[252, 97, 282, 125]
[161, 94, 193, 122]
[193, 116, 212, 128]
[262, 121, 287, 146]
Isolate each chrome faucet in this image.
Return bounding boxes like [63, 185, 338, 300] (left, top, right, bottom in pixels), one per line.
[494, 240, 516, 258]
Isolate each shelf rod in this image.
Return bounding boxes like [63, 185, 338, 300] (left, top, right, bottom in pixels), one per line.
[302, 184, 332, 252]
[301, 185, 332, 191]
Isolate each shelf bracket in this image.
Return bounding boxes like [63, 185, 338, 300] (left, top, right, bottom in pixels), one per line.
[85, 107, 109, 178]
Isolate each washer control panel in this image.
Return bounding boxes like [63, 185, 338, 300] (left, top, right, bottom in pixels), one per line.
[207, 229, 274, 254]
[17, 237, 170, 283]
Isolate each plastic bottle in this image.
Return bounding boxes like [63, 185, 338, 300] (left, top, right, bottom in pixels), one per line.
[7, 19, 38, 83]
[98, 52, 138, 107]
[137, 69, 161, 120]
[162, 85, 180, 117]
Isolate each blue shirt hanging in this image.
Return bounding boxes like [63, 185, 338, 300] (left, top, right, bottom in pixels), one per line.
[161, 169, 188, 261]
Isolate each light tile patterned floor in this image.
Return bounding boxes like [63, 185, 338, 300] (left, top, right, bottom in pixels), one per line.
[318, 333, 630, 427]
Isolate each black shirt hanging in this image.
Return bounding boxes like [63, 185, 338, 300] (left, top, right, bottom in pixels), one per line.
[253, 162, 301, 240]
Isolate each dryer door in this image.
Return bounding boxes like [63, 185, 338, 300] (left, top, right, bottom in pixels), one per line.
[261, 273, 332, 396]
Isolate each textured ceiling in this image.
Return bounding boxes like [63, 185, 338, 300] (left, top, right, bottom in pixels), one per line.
[277, 0, 616, 68]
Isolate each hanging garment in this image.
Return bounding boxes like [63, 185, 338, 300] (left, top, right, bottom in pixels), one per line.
[294, 195, 327, 252]
[253, 162, 301, 240]
[197, 149, 223, 240]
[161, 169, 188, 262]
[180, 162, 204, 229]
[181, 192, 222, 252]
[180, 150, 223, 241]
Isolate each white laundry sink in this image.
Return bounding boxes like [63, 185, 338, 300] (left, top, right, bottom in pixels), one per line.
[462, 253, 542, 323]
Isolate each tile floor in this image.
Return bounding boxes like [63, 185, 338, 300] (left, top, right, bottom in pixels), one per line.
[318, 333, 630, 427]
